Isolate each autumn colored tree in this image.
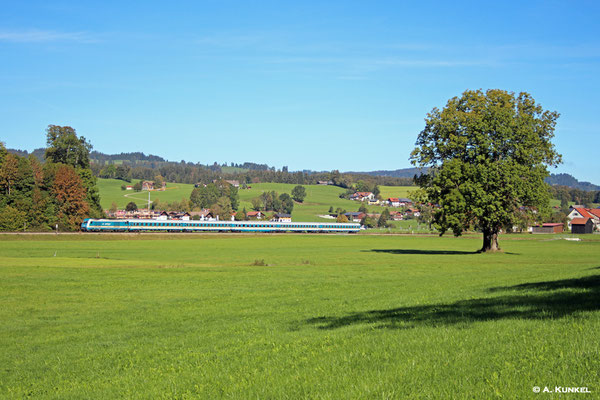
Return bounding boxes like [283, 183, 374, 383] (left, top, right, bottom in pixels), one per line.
[45, 125, 102, 217]
[52, 164, 89, 231]
[0, 153, 19, 196]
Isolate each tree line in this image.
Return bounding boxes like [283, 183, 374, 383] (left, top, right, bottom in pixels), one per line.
[0, 125, 103, 231]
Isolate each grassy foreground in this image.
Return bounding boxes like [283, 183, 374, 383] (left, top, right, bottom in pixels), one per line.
[1, 233, 598, 399]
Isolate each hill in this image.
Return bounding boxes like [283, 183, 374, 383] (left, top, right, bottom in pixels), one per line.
[97, 178, 415, 223]
[346, 167, 427, 178]
[545, 173, 600, 191]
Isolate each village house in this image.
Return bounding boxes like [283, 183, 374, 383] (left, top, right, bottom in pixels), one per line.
[272, 213, 292, 222]
[350, 192, 375, 202]
[389, 211, 404, 221]
[317, 180, 333, 185]
[344, 212, 366, 222]
[405, 208, 421, 217]
[246, 211, 264, 220]
[386, 198, 413, 207]
[189, 209, 215, 221]
[141, 181, 166, 191]
[567, 207, 600, 231]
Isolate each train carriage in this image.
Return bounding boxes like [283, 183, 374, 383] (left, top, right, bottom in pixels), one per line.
[81, 219, 361, 233]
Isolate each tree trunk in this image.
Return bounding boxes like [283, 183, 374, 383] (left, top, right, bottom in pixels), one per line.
[481, 228, 500, 252]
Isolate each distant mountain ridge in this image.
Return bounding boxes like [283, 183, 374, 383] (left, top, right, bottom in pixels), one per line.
[545, 173, 600, 191]
[349, 168, 599, 191]
[7, 148, 597, 191]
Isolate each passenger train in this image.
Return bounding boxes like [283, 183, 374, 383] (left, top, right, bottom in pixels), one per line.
[81, 219, 362, 233]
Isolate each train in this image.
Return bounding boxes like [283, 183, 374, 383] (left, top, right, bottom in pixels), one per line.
[81, 218, 362, 233]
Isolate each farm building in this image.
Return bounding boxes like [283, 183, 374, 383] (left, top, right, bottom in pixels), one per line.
[344, 212, 366, 222]
[387, 198, 412, 207]
[141, 181, 166, 191]
[272, 213, 292, 222]
[246, 211, 264, 220]
[350, 192, 374, 202]
[389, 211, 403, 221]
[189, 209, 214, 221]
[567, 207, 600, 231]
[571, 218, 594, 234]
[532, 223, 564, 234]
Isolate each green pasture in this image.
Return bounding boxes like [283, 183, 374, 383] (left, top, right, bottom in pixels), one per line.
[378, 185, 415, 200]
[98, 179, 410, 222]
[97, 178, 196, 209]
[1, 233, 598, 399]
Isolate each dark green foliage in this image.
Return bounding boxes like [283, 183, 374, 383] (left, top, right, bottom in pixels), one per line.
[358, 203, 368, 214]
[360, 215, 377, 228]
[125, 202, 138, 212]
[411, 89, 562, 251]
[291, 185, 306, 202]
[378, 208, 390, 228]
[45, 125, 92, 169]
[190, 181, 239, 211]
[279, 193, 294, 214]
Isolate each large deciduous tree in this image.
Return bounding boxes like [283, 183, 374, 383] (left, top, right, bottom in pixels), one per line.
[291, 185, 307, 203]
[52, 164, 89, 230]
[410, 89, 561, 252]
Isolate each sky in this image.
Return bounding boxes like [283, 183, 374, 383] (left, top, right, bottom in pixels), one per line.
[1, 1, 599, 183]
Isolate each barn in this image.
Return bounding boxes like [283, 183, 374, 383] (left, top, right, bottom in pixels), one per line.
[571, 218, 594, 234]
[532, 223, 564, 234]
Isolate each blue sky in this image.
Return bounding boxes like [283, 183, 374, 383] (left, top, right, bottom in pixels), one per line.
[1, 1, 599, 183]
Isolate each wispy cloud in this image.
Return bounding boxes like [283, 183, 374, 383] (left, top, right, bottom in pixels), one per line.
[0, 29, 100, 43]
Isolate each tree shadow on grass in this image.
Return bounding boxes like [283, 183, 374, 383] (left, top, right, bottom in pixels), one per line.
[305, 274, 600, 330]
[366, 249, 479, 255]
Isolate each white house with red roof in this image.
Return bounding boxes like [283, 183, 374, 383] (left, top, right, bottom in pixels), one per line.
[567, 207, 600, 231]
[350, 192, 375, 202]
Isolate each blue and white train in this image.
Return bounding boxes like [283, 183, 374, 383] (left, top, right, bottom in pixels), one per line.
[81, 219, 361, 233]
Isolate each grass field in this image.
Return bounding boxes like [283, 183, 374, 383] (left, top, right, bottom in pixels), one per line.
[97, 179, 197, 209]
[98, 179, 416, 222]
[1, 233, 598, 398]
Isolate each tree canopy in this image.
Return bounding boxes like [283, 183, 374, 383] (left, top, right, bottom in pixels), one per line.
[410, 89, 561, 252]
[291, 185, 306, 202]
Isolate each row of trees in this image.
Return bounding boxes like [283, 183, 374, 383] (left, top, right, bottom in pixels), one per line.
[548, 185, 599, 210]
[0, 126, 102, 231]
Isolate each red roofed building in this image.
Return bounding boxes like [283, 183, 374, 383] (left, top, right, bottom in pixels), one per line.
[350, 192, 375, 201]
[532, 223, 564, 234]
[568, 207, 599, 231]
[246, 211, 264, 220]
[571, 218, 594, 234]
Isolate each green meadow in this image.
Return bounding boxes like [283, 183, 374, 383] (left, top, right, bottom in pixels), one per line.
[97, 179, 197, 209]
[98, 178, 416, 222]
[1, 233, 598, 399]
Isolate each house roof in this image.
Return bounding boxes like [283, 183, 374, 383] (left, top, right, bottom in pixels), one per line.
[274, 213, 291, 218]
[344, 212, 365, 217]
[571, 218, 591, 225]
[573, 207, 594, 219]
[541, 223, 563, 227]
[588, 209, 600, 218]
[356, 192, 373, 196]
[398, 198, 412, 202]
[388, 198, 399, 202]
[247, 211, 262, 216]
